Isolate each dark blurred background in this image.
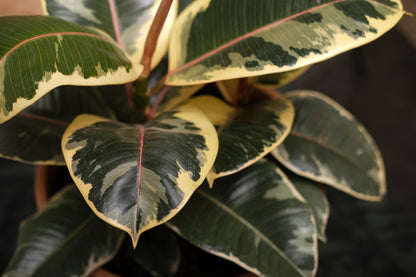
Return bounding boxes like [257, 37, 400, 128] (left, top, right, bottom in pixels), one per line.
[0, 1, 415, 276]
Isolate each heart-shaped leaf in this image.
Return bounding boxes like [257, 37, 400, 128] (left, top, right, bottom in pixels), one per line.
[62, 105, 218, 247]
[271, 90, 386, 201]
[168, 160, 317, 277]
[43, 0, 178, 67]
[3, 185, 125, 277]
[0, 86, 113, 164]
[0, 16, 142, 123]
[287, 172, 329, 242]
[167, 0, 403, 85]
[188, 96, 294, 186]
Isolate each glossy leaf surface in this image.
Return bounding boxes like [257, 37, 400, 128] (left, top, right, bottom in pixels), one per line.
[43, 0, 178, 67]
[0, 86, 113, 164]
[252, 67, 310, 89]
[272, 90, 386, 201]
[287, 172, 329, 242]
[167, 0, 403, 85]
[150, 85, 204, 116]
[169, 160, 317, 277]
[3, 185, 124, 277]
[0, 16, 142, 123]
[208, 97, 294, 185]
[62, 106, 218, 247]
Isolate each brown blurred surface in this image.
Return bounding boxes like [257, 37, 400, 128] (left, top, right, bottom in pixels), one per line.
[0, 1, 42, 16]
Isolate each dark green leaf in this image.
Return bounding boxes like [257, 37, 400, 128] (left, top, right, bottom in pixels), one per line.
[169, 160, 317, 277]
[3, 185, 124, 277]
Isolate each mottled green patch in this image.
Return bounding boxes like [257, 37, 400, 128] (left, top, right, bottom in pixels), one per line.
[295, 12, 323, 25]
[334, 2, 385, 24]
[289, 47, 322, 58]
[352, 29, 365, 37]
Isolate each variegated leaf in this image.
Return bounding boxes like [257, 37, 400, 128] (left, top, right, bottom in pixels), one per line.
[0, 86, 113, 165]
[0, 16, 142, 123]
[271, 90, 385, 201]
[186, 95, 234, 127]
[287, 172, 329, 242]
[168, 160, 317, 277]
[150, 84, 204, 116]
[167, 0, 403, 86]
[62, 105, 218, 247]
[43, 0, 178, 67]
[3, 185, 125, 277]
[252, 67, 310, 89]
[203, 97, 294, 186]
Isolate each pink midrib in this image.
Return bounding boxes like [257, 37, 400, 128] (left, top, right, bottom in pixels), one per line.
[108, 0, 124, 47]
[134, 124, 145, 237]
[0, 32, 115, 64]
[167, 0, 365, 77]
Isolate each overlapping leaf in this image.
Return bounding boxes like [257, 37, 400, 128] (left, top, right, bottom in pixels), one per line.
[43, 0, 178, 67]
[168, 160, 317, 277]
[287, 172, 329, 242]
[62, 105, 218, 247]
[272, 90, 386, 201]
[187, 96, 294, 185]
[0, 16, 142, 123]
[167, 0, 403, 85]
[150, 85, 205, 116]
[0, 86, 113, 164]
[3, 185, 125, 277]
[252, 67, 310, 89]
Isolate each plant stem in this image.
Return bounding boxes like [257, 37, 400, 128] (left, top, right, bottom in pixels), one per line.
[140, 0, 174, 78]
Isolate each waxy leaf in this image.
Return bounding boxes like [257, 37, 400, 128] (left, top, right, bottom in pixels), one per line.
[206, 97, 294, 185]
[187, 95, 234, 127]
[252, 67, 310, 89]
[3, 185, 125, 277]
[167, 0, 403, 85]
[168, 160, 317, 277]
[0, 86, 113, 164]
[150, 85, 204, 116]
[272, 90, 386, 201]
[0, 16, 142, 123]
[216, 79, 240, 104]
[287, 172, 329, 242]
[43, 0, 178, 67]
[62, 105, 219, 247]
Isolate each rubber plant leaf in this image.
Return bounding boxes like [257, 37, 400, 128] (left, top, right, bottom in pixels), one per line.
[0, 86, 113, 165]
[167, 0, 404, 86]
[252, 67, 311, 89]
[271, 90, 386, 201]
[287, 171, 330, 242]
[168, 160, 317, 277]
[0, 16, 142, 124]
[2, 185, 125, 277]
[42, 0, 178, 68]
[61, 105, 218, 247]
[149, 84, 205, 116]
[188, 95, 294, 186]
[126, 226, 181, 276]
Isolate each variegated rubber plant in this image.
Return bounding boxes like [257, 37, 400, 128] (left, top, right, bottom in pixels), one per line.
[0, 0, 404, 276]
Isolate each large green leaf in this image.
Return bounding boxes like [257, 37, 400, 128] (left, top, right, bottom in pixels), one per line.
[271, 90, 385, 201]
[168, 160, 317, 277]
[167, 0, 403, 85]
[187, 96, 294, 186]
[0, 86, 113, 165]
[0, 16, 142, 123]
[43, 0, 178, 67]
[2, 185, 125, 277]
[62, 105, 219, 247]
[287, 172, 329, 242]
